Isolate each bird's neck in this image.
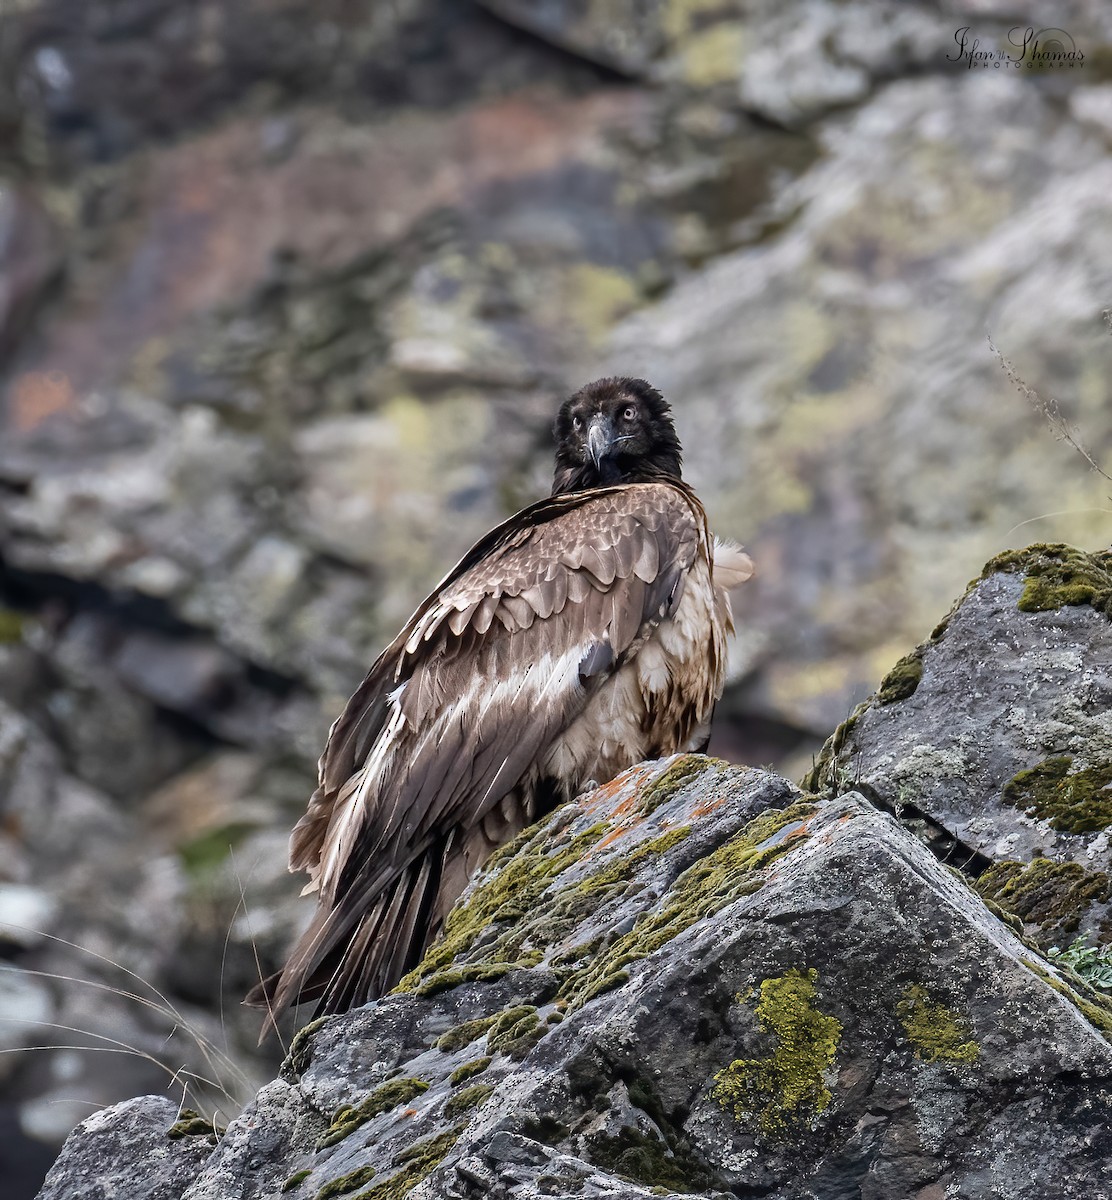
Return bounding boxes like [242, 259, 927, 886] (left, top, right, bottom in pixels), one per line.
[551, 455, 683, 496]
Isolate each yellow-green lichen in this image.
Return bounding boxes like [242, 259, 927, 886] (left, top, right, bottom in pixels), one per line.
[1002, 756, 1112, 834]
[315, 1078, 430, 1150]
[895, 985, 979, 1064]
[638, 755, 719, 815]
[281, 1169, 311, 1193]
[980, 543, 1112, 617]
[450, 1057, 491, 1085]
[976, 858, 1110, 947]
[443, 1083, 494, 1120]
[711, 967, 842, 1138]
[876, 649, 924, 706]
[558, 803, 816, 1011]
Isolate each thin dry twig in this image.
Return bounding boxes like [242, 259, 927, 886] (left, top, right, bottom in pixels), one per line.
[988, 332, 1112, 485]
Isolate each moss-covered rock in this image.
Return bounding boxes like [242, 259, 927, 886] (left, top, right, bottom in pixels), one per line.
[982, 543, 1112, 618]
[976, 859, 1111, 949]
[1002, 757, 1112, 835]
[315, 1078, 430, 1150]
[37, 764, 1112, 1200]
[806, 544, 1112, 949]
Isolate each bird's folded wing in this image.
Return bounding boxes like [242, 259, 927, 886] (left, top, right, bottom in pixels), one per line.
[289, 482, 703, 904]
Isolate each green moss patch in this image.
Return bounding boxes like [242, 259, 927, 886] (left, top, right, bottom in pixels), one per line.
[1002, 756, 1112, 834]
[712, 967, 842, 1138]
[316, 1078, 430, 1150]
[981, 543, 1112, 617]
[443, 1083, 494, 1120]
[435, 1016, 497, 1053]
[167, 1108, 223, 1139]
[485, 1005, 541, 1059]
[487, 826, 692, 973]
[876, 649, 924, 705]
[558, 803, 816, 1011]
[896, 985, 979, 1064]
[315, 1164, 376, 1200]
[414, 953, 542, 998]
[449, 1057, 491, 1085]
[586, 1125, 712, 1194]
[976, 859, 1110, 947]
[394, 822, 610, 993]
[346, 1124, 465, 1200]
[281, 1169, 312, 1193]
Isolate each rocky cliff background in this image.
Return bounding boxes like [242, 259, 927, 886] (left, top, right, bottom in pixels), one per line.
[1, 1, 1111, 1196]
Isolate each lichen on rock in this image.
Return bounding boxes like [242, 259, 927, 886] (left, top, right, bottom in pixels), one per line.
[711, 967, 842, 1137]
[895, 984, 979, 1065]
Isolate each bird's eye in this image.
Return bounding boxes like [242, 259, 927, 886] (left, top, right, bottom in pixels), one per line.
[622, 405, 637, 421]
[572, 416, 583, 431]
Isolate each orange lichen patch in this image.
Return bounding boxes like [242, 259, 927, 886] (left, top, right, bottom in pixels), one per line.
[579, 765, 656, 814]
[690, 794, 729, 819]
[594, 816, 649, 853]
[612, 790, 652, 820]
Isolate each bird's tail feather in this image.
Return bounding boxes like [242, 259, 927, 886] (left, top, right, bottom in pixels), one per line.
[245, 843, 445, 1042]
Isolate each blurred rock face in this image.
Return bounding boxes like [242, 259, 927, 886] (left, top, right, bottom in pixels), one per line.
[1, 0, 1111, 1191]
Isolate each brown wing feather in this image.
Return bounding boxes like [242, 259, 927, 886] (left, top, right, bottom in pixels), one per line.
[250, 482, 704, 1029]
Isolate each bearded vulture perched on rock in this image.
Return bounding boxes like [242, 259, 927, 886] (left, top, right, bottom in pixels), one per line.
[247, 377, 752, 1032]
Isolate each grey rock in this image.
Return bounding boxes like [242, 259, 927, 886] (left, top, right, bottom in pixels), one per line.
[808, 545, 1112, 948]
[35, 1096, 214, 1200]
[38, 756, 1112, 1200]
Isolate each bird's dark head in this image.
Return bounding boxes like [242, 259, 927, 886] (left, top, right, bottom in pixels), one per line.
[551, 377, 682, 494]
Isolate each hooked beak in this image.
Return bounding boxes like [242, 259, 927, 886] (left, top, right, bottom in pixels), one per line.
[586, 414, 615, 469]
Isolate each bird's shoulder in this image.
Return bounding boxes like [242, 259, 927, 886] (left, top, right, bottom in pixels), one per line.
[401, 480, 705, 648]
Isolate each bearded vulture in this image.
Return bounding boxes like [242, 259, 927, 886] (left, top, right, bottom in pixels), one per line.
[247, 377, 752, 1032]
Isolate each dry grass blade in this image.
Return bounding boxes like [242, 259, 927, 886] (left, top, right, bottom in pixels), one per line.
[0, 932, 253, 1114]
